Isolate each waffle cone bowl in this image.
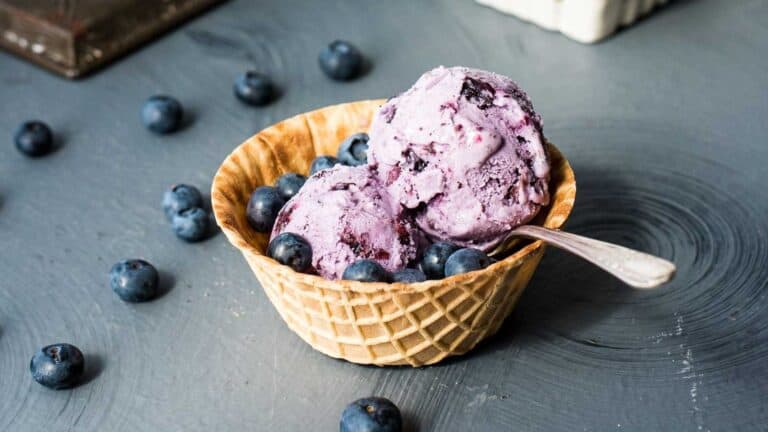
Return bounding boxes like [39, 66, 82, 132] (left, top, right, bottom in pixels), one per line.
[211, 100, 576, 367]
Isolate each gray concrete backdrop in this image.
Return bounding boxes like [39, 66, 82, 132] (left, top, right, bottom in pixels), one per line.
[1, 0, 767, 430]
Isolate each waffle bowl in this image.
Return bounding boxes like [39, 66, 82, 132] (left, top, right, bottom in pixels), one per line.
[211, 99, 576, 366]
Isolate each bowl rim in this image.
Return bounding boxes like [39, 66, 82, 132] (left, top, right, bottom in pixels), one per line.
[211, 99, 576, 294]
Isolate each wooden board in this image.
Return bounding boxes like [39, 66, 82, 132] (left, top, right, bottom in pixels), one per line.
[0, 0, 223, 78]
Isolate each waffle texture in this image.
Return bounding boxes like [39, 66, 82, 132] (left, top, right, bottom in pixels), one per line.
[211, 100, 576, 366]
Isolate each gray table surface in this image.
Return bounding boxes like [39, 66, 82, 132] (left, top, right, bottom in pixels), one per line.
[1, 0, 767, 430]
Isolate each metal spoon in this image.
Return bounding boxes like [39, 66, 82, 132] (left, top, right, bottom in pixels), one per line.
[494, 225, 676, 289]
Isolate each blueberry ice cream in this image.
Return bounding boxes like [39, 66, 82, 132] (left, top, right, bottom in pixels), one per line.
[271, 165, 425, 280]
[368, 66, 550, 251]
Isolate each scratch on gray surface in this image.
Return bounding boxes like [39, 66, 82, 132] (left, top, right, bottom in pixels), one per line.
[651, 314, 684, 343]
[676, 315, 708, 432]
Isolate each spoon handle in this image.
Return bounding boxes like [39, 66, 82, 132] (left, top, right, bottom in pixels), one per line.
[511, 225, 676, 289]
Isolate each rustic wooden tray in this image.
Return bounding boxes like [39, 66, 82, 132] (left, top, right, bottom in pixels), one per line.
[0, 0, 223, 78]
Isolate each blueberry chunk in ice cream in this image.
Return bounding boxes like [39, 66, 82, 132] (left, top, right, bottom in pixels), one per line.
[368, 66, 550, 251]
[270, 165, 424, 280]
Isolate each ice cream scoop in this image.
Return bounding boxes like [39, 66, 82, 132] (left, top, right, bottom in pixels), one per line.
[368, 66, 550, 251]
[271, 165, 424, 280]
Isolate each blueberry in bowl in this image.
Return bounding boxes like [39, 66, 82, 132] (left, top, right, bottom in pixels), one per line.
[444, 248, 494, 277]
[310, 155, 340, 175]
[337, 132, 369, 166]
[274, 173, 307, 201]
[342, 259, 392, 283]
[267, 232, 313, 273]
[246, 186, 286, 233]
[391, 268, 427, 283]
[420, 242, 461, 279]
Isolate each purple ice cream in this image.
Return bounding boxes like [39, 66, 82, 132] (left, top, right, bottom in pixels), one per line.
[368, 66, 550, 251]
[271, 165, 424, 280]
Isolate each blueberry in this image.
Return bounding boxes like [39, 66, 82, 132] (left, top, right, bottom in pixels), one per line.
[109, 259, 160, 302]
[444, 248, 493, 277]
[234, 71, 275, 106]
[337, 133, 369, 166]
[14, 120, 53, 157]
[342, 260, 391, 283]
[340, 397, 402, 432]
[142, 95, 183, 134]
[310, 155, 340, 175]
[267, 232, 313, 273]
[246, 186, 286, 233]
[275, 173, 307, 201]
[318, 40, 364, 81]
[460, 77, 496, 110]
[171, 207, 210, 242]
[420, 242, 461, 279]
[392, 268, 427, 284]
[30, 343, 85, 390]
[162, 184, 203, 220]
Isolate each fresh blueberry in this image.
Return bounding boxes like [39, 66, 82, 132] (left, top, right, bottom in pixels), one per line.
[246, 186, 286, 233]
[392, 268, 427, 284]
[444, 248, 493, 277]
[267, 232, 313, 273]
[162, 184, 203, 220]
[342, 260, 391, 283]
[340, 397, 402, 432]
[109, 259, 160, 302]
[337, 133, 369, 166]
[142, 95, 183, 134]
[275, 173, 307, 201]
[14, 120, 53, 157]
[310, 155, 340, 175]
[171, 207, 210, 242]
[318, 40, 364, 81]
[30, 343, 85, 390]
[234, 71, 275, 106]
[420, 242, 461, 279]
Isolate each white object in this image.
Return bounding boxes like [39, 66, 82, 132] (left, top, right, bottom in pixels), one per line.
[476, 0, 669, 43]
